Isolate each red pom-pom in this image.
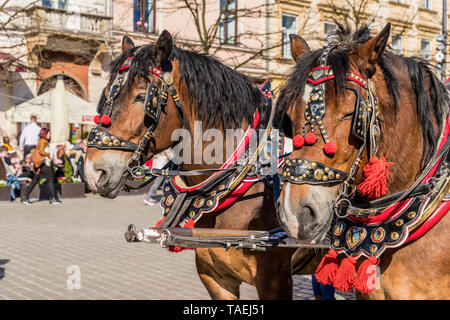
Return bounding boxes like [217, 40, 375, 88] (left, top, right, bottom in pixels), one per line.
[101, 115, 111, 126]
[293, 135, 305, 149]
[304, 132, 317, 145]
[323, 141, 337, 155]
[315, 249, 339, 285]
[357, 155, 394, 199]
[93, 115, 100, 124]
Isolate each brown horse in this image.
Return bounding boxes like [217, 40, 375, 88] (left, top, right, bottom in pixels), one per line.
[276, 24, 450, 299]
[84, 31, 305, 299]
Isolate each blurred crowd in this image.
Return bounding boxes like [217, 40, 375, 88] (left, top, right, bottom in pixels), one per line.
[0, 115, 87, 205]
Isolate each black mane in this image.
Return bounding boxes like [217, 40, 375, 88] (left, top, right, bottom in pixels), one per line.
[109, 44, 270, 130]
[276, 25, 450, 168]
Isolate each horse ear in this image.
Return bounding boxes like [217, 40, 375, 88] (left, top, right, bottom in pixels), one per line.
[290, 34, 310, 62]
[357, 23, 391, 78]
[122, 36, 135, 53]
[153, 30, 173, 67]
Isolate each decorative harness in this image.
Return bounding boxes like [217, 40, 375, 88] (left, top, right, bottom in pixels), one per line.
[279, 45, 450, 293]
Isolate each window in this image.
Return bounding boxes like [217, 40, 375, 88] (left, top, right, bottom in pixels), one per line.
[281, 14, 298, 59]
[134, 0, 156, 33]
[391, 34, 403, 54]
[422, 0, 432, 10]
[41, 0, 69, 9]
[420, 39, 432, 60]
[219, 0, 237, 44]
[324, 21, 337, 46]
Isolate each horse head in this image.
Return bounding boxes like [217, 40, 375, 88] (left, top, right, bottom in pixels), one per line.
[276, 23, 449, 242]
[85, 31, 184, 198]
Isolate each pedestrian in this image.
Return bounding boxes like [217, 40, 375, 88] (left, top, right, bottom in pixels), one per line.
[19, 115, 41, 157]
[2, 137, 13, 151]
[22, 128, 61, 205]
[19, 154, 34, 180]
[144, 148, 172, 206]
[0, 146, 21, 201]
[311, 274, 336, 300]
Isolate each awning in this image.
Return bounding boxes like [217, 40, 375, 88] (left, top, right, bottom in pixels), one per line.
[6, 87, 97, 125]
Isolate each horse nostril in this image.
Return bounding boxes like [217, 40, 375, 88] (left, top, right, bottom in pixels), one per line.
[95, 169, 110, 188]
[298, 201, 318, 225]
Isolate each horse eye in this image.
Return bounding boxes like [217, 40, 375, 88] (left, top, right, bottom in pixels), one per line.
[134, 93, 146, 102]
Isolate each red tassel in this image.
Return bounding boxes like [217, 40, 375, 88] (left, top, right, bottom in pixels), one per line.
[357, 155, 394, 199]
[354, 256, 378, 293]
[334, 256, 356, 292]
[93, 115, 100, 124]
[315, 249, 339, 285]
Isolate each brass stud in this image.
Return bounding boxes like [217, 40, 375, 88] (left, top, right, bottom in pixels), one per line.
[333, 239, 340, 246]
[113, 139, 120, 146]
[314, 169, 324, 180]
[189, 211, 196, 218]
[194, 198, 205, 207]
[391, 232, 399, 240]
[102, 136, 111, 144]
[210, 191, 217, 197]
[395, 219, 404, 226]
[407, 211, 416, 219]
[206, 200, 213, 206]
[310, 162, 317, 169]
[324, 167, 330, 173]
[219, 185, 225, 190]
[370, 244, 378, 253]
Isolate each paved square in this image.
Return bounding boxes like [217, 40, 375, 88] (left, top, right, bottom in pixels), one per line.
[0, 194, 354, 300]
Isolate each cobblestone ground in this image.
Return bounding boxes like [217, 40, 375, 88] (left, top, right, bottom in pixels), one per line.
[0, 193, 355, 300]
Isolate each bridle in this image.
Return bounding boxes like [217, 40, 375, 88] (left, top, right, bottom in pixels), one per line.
[280, 45, 383, 217]
[87, 48, 183, 175]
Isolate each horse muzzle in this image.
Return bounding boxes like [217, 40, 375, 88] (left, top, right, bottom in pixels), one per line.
[84, 149, 130, 198]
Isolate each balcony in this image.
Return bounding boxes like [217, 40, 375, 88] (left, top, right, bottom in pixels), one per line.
[24, 5, 112, 39]
[23, 6, 112, 69]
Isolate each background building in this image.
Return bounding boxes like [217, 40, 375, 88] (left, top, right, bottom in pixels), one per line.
[0, 0, 449, 146]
